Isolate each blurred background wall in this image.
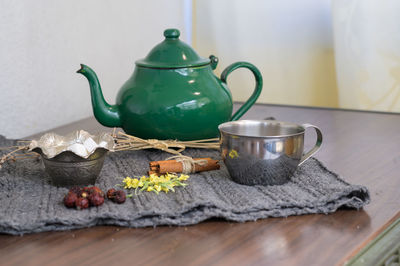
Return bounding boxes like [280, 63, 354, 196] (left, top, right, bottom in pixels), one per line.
[332, 0, 400, 112]
[194, 0, 338, 109]
[1, 0, 399, 138]
[194, 0, 400, 113]
[0, 0, 188, 138]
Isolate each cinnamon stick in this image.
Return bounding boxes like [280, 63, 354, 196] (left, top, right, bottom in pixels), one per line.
[148, 157, 220, 175]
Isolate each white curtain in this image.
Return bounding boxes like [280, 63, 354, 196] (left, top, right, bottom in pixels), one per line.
[194, 0, 400, 112]
[332, 0, 400, 112]
[194, 0, 338, 109]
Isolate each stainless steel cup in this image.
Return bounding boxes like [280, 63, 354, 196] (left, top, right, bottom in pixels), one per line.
[218, 120, 322, 186]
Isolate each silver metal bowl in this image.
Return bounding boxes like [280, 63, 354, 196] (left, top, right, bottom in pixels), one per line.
[29, 130, 114, 187]
[36, 148, 108, 187]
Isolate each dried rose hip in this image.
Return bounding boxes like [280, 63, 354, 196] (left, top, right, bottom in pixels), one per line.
[64, 192, 78, 208]
[107, 188, 117, 199]
[89, 193, 105, 207]
[114, 190, 126, 204]
[75, 197, 89, 210]
[69, 186, 81, 195]
[79, 191, 89, 199]
[91, 186, 105, 198]
[64, 186, 108, 210]
[82, 186, 91, 191]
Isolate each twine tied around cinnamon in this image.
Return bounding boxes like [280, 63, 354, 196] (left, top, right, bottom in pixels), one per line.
[115, 130, 221, 175]
[114, 131, 221, 174]
[165, 155, 209, 174]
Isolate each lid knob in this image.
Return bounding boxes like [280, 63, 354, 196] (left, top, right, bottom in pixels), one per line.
[164, 29, 180, 39]
[135, 28, 210, 68]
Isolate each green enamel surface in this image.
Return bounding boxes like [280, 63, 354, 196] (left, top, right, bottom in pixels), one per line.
[135, 29, 210, 69]
[77, 64, 121, 127]
[221, 62, 263, 121]
[77, 29, 263, 140]
[78, 61, 262, 140]
[115, 65, 232, 140]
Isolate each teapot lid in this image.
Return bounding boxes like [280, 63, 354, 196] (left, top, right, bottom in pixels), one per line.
[135, 29, 210, 69]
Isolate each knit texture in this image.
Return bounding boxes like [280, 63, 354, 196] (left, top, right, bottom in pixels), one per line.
[0, 136, 370, 235]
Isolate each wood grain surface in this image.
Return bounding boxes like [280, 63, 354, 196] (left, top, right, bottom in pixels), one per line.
[1, 104, 400, 266]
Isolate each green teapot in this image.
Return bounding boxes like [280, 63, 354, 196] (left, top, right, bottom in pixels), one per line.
[78, 29, 263, 140]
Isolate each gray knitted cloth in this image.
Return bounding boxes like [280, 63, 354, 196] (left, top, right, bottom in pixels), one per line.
[0, 136, 369, 235]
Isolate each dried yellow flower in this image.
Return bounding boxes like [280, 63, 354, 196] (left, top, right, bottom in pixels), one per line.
[121, 173, 190, 195]
[229, 149, 239, 159]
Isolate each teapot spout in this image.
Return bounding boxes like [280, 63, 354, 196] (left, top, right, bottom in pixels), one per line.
[77, 64, 121, 127]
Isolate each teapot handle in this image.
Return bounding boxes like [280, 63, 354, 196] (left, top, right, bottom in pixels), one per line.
[221, 62, 263, 121]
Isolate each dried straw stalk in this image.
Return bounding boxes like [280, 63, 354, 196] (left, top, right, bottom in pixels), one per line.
[0, 141, 38, 169]
[0, 131, 221, 168]
[112, 131, 220, 155]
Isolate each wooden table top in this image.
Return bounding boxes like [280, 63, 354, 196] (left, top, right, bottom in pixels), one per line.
[1, 104, 399, 266]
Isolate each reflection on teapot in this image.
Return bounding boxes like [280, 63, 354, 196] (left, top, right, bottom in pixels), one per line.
[78, 29, 263, 140]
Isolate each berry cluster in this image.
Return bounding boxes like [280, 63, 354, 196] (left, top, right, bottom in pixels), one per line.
[63, 186, 126, 210]
[106, 188, 126, 204]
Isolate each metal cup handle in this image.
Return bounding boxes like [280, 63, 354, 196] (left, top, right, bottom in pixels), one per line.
[298, 124, 323, 166]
